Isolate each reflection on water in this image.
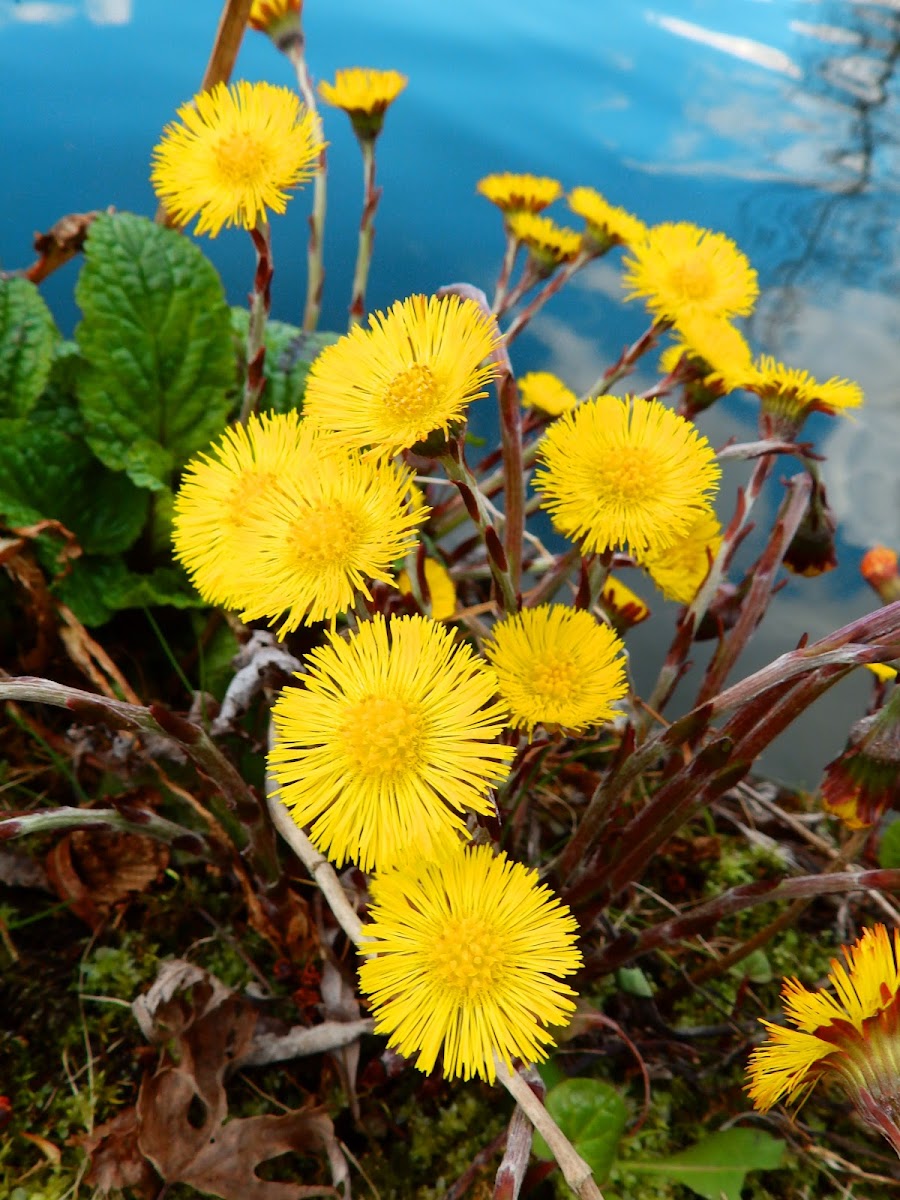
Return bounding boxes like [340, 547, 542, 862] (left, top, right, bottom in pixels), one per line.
[0, 0, 897, 783]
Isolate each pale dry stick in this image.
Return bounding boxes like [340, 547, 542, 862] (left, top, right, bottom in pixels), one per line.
[495, 1059, 604, 1199]
[283, 38, 328, 331]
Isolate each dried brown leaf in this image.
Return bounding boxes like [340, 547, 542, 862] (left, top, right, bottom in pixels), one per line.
[46, 828, 168, 928]
[79, 1107, 159, 1199]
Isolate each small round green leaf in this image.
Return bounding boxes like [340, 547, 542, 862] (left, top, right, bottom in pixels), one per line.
[532, 1078, 627, 1184]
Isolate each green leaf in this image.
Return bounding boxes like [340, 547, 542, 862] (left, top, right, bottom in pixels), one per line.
[533, 1078, 627, 1185]
[0, 417, 149, 555]
[75, 212, 234, 490]
[878, 819, 900, 869]
[231, 308, 341, 414]
[56, 557, 205, 627]
[628, 1128, 786, 1200]
[0, 277, 59, 416]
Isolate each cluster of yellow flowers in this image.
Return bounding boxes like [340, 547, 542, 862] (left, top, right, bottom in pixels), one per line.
[151, 49, 884, 1123]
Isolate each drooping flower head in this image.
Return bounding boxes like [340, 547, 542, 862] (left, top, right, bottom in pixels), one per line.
[319, 68, 408, 139]
[519, 371, 578, 418]
[268, 615, 514, 870]
[484, 605, 628, 737]
[151, 81, 323, 237]
[507, 212, 582, 274]
[821, 698, 900, 830]
[358, 844, 583, 1081]
[568, 186, 647, 252]
[173, 411, 312, 608]
[396, 557, 457, 620]
[623, 221, 759, 323]
[744, 355, 864, 435]
[237, 443, 427, 633]
[534, 395, 721, 557]
[637, 506, 723, 605]
[248, 0, 301, 47]
[747, 924, 900, 1157]
[783, 477, 838, 578]
[477, 173, 562, 215]
[303, 294, 501, 454]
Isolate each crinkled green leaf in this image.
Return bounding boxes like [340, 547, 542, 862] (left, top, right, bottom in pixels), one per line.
[0, 277, 59, 416]
[55, 557, 206, 627]
[230, 308, 341, 415]
[533, 1078, 627, 1185]
[0, 417, 149, 555]
[75, 212, 233, 490]
[628, 1128, 786, 1200]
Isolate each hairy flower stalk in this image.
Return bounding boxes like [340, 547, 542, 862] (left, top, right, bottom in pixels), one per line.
[240, 220, 273, 423]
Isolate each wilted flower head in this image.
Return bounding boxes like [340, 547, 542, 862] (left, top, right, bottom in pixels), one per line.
[747, 924, 900, 1158]
[821, 696, 900, 830]
[151, 80, 323, 237]
[358, 844, 583, 1081]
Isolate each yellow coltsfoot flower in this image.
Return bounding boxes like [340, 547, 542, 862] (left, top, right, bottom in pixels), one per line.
[659, 312, 754, 398]
[484, 604, 628, 737]
[237, 443, 427, 633]
[358, 843, 583, 1081]
[638, 506, 723, 605]
[173, 411, 312, 608]
[248, 0, 301, 46]
[568, 186, 647, 251]
[319, 68, 407, 139]
[600, 575, 651, 633]
[268, 615, 514, 871]
[151, 80, 323, 237]
[518, 371, 578, 418]
[534, 395, 720, 557]
[303, 293, 500, 454]
[623, 221, 758, 323]
[747, 925, 900, 1157]
[744, 355, 863, 434]
[507, 212, 582, 272]
[396, 557, 457, 620]
[477, 172, 563, 215]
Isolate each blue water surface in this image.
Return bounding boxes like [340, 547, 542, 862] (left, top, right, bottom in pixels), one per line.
[2, 0, 899, 785]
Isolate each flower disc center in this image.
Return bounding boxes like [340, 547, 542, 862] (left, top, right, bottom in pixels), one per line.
[669, 258, 716, 302]
[384, 363, 440, 420]
[428, 915, 509, 1000]
[530, 655, 579, 705]
[214, 132, 272, 186]
[594, 446, 659, 504]
[339, 696, 424, 777]
[288, 503, 361, 569]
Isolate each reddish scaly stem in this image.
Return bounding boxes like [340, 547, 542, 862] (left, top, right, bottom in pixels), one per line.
[349, 137, 379, 327]
[239, 221, 273, 425]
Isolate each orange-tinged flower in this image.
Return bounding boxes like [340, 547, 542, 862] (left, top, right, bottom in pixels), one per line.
[862, 547, 900, 605]
[747, 925, 900, 1157]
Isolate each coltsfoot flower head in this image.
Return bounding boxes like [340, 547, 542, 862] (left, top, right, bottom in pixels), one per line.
[477, 172, 562, 215]
[358, 844, 583, 1081]
[248, 0, 301, 47]
[519, 371, 578, 417]
[600, 575, 651, 633]
[745, 355, 863, 434]
[638, 506, 723, 604]
[534, 395, 721, 557]
[484, 605, 627, 737]
[397, 557, 456, 620]
[269, 615, 514, 871]
[173, 411, 311, 608]
[318, 68, 408, 139]
[303, 294, 501, 454]
[623, 221, 758, 323]
[568, 186, 647, 251]
[507, 212, 582, 273]
[151, 80, 323, 237]
[747, 924, 900, 1156]
[659, 313, 754, 406]
[238, 438, 428, 633]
